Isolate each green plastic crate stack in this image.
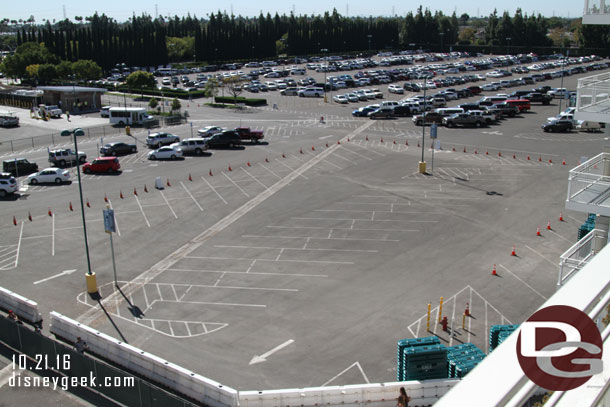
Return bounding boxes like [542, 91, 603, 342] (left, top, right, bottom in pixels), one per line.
[403, 344, 448, 381]
[489, 325, 520, 351]
[396, 337, 440, 381]
[578, 214, 597, 240]
[447, 343, 486, 378]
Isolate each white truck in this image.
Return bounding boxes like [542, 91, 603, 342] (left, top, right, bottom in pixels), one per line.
[48, 149, 87, 166]
[39, 104, 62, 118]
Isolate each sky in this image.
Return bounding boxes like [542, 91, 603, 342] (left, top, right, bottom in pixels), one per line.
[7, 0, 582, 22]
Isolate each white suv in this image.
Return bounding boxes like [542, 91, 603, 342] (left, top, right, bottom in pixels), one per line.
[48, 149, 87, 166]
[146, 132, 180, 148]
[170, 138, 208, 155]
[0, 173, 18, 197]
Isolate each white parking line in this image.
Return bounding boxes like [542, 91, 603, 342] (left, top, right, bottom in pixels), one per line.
[214, 244, 378, 253]
[291, 216, 437, 223]
[180, 181, 204, 211]
[186, 255, 353, 265]
[200, 176, 228, 205]
[242, 234, 399, 242]
[241, 167, 269, 190]
[159, 190, 178, 219]
[51, 214, 55, 256]
[322, 159, 343, 170]
[167, 268, 328, 278]
[524, 245, 558, 267]
[498, 264, 547, 300]
[222, 172, 250, 197]
[339, 146, 374, 160]
[133, 195, 151, 227]
[258, 163, 282, 179]
[276, 160, 309, 180]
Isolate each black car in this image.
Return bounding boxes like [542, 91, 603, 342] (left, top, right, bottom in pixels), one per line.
[203, 131, 242, 148]
[100, 142, 138, 156]
[524, 92, 552, 105]
[2, 158, 38, 177]
[542, 119, 573, 133]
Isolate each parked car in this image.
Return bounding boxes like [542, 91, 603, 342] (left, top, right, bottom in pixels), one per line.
[170, 138, 209, 155]
[100, 106, 111, 117]
[368, 107, 394, 119]
[443, 113, 485, 128]
[83, 157, 121, 174]
[352, 107, 376, 117]
[0, 173, 18, 197]
[490, 103, 520, 117]
[202, 131, 242, 148]
[48, 149, 86, 166]
[100, 142, 137, 156]
[412, 112, 445, 126]
[146, 132, 180, 148]
[2, 158, 38, 177]
[27, 168, 71, 184]
[524, 92, 552, 105]
[197, 126, 225, 137]
[147, 146, 184, 160]
[388, 84, 404, 94]
[542, 119, 574, 133]
[505, 99, 531, 113]
[234, 127, 264, 143]
[333, 95, 349, 104]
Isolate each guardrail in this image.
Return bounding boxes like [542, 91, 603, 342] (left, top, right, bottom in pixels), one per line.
[558, 228, 608, 287]
[565, 152, 610, 217]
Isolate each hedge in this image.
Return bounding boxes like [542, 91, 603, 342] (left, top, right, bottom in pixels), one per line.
[214, 96, 267, 106]
[114, 85, 207, 99]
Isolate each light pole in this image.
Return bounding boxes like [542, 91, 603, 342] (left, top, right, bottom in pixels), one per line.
[321, 48, 329, 103]
[506, 37, 511, 55]
[419, 86, 427, 174]
[60, 127, 97, 294]
[439, 33, 444, 53]
[558, 50, 569, 114]
[367, 35, 372, 53]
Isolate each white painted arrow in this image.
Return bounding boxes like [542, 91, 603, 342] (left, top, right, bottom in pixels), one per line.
[249, 339, 295, 365]
[33, 269, 77, 285]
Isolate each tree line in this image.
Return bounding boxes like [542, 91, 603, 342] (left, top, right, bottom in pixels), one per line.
[3, 7, 610, 77]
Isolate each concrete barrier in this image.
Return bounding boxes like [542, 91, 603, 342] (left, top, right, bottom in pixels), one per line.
[0, 286, 43, 324]
[49, 312, 238, 407]
[49, 312, 458, 407]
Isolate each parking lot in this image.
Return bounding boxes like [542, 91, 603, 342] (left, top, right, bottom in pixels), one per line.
[0, 56, 609, 390]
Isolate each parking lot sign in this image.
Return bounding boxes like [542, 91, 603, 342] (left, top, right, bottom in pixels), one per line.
[430, 124, 438, 139]
[103, 208, 116, 233]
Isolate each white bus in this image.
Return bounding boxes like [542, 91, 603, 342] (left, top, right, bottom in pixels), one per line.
[108, 107, 154, 126]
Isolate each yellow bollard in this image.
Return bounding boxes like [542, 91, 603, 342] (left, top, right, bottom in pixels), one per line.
[438, 296, 444, 323]
[462, 313, 466, 330]
[85, 272, 98, 294]
[426, 303, 431, 331]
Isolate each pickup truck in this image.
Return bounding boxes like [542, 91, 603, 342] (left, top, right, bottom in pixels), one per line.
[466, 109, 498, 124]
[39, 104, 62, 118]
[443, 113, 486, 128]
[524, 92, 552, 105]
[48, 148, 87, 166]
[234, 127, 264, 143]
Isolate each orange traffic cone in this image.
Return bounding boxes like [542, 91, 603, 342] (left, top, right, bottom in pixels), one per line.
[513, 154, 516, 159]
[380, 137, 384, 143]
[13, 216, 17, 226]
[86, 199, 90, 208]
[69, 202, 73, 211]
[486, 150, 489, 155]
[144, 184, 148, 193]
[559, 212, 564, 222]
[366, 136, 369, 141]
[120, 190, 124, 199]
[465, 303, 470, 317]
[228, 165, 232, 172]
[28, 212, 32, 222]
[405, 140, 408, 146]
[498, 151, 502, 157]
[134, 187, 138, 196]
[325, 143, 329, 148]
[209, 169, 213, 176]
[492, 264, 497, 276]
[547, 220, 551, 230]
[452, 146, 455, 151]
[537, 226, 541, 236]
[282, 153, 286, 158]
[463, 147, 466, 153]
[311, 146, 315, 151]
[511, 245, 516, 256]
[562, 159, 566, 165]
[48, 208, 52, 217]
[347, 137, 350, 142]
[538, 156, 542, 162]
[337, 140, 341, 144]
[247, 162, 251, 167]
[189, 173, 193, 181]
[265, 158, 269, 163]
[393, 140, 396, 144]
[474, 149, 478, 154]
[104, 194, 108, 203]
[166, 179, 171, 187]
[549, 159, 552, 164]
[299, 148, 303, 154]
[527, 155, 530, 160]
[418, 142, 420, 147]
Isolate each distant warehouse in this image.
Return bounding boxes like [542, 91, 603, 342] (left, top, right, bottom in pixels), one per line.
[36, 86, 107, 114]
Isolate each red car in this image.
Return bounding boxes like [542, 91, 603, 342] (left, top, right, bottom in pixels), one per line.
[82, 157, 120, 174]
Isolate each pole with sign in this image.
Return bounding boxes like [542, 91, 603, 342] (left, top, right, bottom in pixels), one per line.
[430, 124, 438, 174]
[103, 206, 119, 287]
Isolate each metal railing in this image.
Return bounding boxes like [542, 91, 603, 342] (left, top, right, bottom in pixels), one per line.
[558, 228, 607, 287]
[584, 0, 610, 16]
[565, 153, 610, 217]
[576, 72, 610, 115]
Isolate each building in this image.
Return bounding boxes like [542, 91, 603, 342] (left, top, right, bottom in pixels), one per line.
[36, 86, 107, 114]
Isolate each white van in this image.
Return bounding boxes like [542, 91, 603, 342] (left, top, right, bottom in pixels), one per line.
[435, 107, 464, 117]
[170, 138, 208, 155]
[297, 87, 324, 97]
[381, 101, 400, 108]
[109, 107, 154, 126]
